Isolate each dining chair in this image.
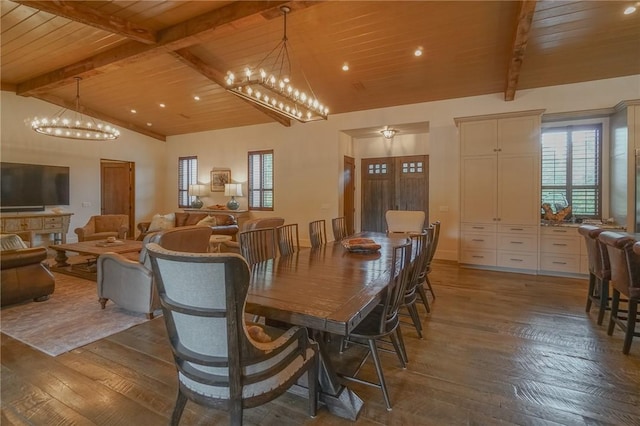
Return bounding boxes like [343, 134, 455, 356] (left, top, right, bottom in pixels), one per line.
[384, 210, 425, 234]
[578, 225, 611, 325]
[146, 244, 319, 426]
[401, 231, 429, 338]
[331, 217, 349, 241]
[276, 223, 300, 256]
[417, 221, 440, 312]
[339, 239, 413, 411]
[308, 219, 327, 248]
[597, 232, 639, 354]
[238, 228, 278, 265]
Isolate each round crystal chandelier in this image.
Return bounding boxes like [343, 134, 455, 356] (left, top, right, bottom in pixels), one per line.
[30, 77, 119, 141]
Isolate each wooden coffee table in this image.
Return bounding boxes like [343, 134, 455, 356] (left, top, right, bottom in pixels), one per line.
[50, 240, 143, 280]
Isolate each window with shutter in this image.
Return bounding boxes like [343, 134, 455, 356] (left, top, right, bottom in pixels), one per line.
[248, 150, 274, 211]
[541, 124, 602, 219]
[178, 156, 197, 208]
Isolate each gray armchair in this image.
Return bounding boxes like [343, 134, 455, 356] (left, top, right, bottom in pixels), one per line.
[96, 225, 212, 318]
[146, 243, 319, 426]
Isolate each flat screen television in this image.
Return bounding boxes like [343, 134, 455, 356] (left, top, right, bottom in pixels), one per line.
[0, 162, 70, 212]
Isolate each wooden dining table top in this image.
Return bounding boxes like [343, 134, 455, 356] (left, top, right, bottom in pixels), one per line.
[245, 231, 412, 336]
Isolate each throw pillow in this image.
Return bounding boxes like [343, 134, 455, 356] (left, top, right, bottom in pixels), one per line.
[148, 213, 176, 232]
[196, 216, 217, 227]
[0, 234, 28, 251]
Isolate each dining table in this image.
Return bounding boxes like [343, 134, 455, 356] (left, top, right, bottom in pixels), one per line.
[245, 231, 413, 420]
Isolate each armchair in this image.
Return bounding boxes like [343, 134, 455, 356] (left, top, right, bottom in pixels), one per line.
[75, 214, 129, 242]
[96, 225, 212, 318]
[146, 244, 318, 426]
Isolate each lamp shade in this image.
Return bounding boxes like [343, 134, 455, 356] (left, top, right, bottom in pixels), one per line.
[189, 184, 208, 197]
[224, 183, 243, 197]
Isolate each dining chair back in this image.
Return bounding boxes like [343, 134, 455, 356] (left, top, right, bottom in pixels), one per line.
[578, 224, 611, 324]
[385, 210, 425, 234]
[331, 217, 349, 241]
[238, 228, 278, 264]
[339, 239, 413, 410]
[402, 231, 429, 337]
[276, 224, 300, 256]
[308, 220, 327, 248]
[146, 244, 319, 425]
[598, 231, 639, 354]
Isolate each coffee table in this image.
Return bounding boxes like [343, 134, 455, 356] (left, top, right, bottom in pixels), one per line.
[50, 240, 143, 280]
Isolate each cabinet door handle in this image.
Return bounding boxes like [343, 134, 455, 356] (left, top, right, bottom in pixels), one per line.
[552, 261, 567, 265]
[510, 228, 524, 231]
[472, 226, 484, 230]
[510, 241, 523, 244]
[472, 239, 485, 242]
[552, 243, 567, 246]
[510, 258, 523, 262]
[472, 255, 484, 258]
[552, 229, 568, 233]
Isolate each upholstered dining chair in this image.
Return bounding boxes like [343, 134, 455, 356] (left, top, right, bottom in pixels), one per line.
[308, 220, 327, 248]
[96, 225, 211, 318]
[385, 210, 425, 234]
[598, 231, 639, 354]
[331, 217, 349, 241]
[339, 239, 412, 411]
[239, 228, 278, 265]
[578, 225, 611, 325]
[276, 224, 300, 256]
[75, 214, 129, 242]
[146, 244, 319, 426]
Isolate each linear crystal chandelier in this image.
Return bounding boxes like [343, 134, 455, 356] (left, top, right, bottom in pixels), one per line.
[30, 77, 119, 141]
[225, 6, 328, 123]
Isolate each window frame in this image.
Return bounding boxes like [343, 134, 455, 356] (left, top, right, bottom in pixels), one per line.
[248, 150, 274, 211]
[540, 123, 603, 219]
[178, 156, 198, 208]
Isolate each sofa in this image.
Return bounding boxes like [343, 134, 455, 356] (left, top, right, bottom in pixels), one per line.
[137, 211, 239, 241]
[1, 234, 55, 306]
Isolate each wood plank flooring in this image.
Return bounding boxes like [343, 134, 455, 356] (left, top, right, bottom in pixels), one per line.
[2, 261, 639, 425]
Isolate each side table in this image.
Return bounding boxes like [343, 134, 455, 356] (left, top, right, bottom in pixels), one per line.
[209, 235, 232, 253]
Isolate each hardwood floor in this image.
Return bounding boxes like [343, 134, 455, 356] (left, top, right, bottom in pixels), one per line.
[2, 261, 639, 425]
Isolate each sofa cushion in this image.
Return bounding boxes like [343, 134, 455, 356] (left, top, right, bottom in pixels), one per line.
[196, 216, 217, 227]
[148, 213, 176, 232]
[184, 213, 209, 226]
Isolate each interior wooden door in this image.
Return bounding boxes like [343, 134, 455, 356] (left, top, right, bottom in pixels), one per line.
[100, 160, 135, 238]
[361, 155, 428, 232]
[343, 156, 355, 235]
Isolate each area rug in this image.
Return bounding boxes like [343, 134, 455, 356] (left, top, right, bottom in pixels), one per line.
[0, 272, 158, 357]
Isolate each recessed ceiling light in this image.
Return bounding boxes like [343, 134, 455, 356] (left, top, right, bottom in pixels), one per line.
[414, 48, 423, 57]
[130, 109, 137, 114]
[342, 63, 349, 71]
[624, 5, 637, 14]
[159, 103, 166, 108]
[193, 96, 200, 101]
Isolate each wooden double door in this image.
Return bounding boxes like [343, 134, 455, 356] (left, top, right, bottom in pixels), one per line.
[361, 155, 429, 232]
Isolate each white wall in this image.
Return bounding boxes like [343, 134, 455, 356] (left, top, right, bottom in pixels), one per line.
[2, 75, 638, 252]
[0, 91, 166, 242]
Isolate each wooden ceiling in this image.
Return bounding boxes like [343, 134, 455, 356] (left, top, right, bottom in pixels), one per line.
[2, 1, 639, 141]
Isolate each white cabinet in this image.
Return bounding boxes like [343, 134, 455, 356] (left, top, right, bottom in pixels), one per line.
[457, 110, 544, 272]
[539, 226, 583, 275]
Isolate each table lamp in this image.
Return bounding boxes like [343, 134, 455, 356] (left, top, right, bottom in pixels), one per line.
[189, 184, 207, 209]
[224, 183, 243, 210]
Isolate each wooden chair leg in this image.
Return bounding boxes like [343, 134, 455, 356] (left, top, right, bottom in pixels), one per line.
[623, 300, 637, 355]
[425, 275, 436, 300]
[596, 279, 609, 326]
[608, 290, 620, 336]
[416, 285, 431, 313]
[171, 389, 188, 426]
[586, 273, 596, 312]
[406, 303, 423, 338]
[308, 353, 318, 417]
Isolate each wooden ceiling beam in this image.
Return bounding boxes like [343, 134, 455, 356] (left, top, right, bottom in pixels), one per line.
[16, 1, 292, 97]
[172, 48, 292, 127]
[14, 1, 157, 44]
[504, 0, 537, 101]
[35, 93, 166, 142]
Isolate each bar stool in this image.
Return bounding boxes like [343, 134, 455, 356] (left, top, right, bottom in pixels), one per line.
[577, 225, 611, 325]
[597, 231, 638, 354]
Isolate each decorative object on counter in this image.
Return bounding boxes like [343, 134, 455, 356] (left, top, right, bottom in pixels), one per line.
[189, 184, 207, 209]
[342, 237, 381, 253]
[224, 183, 243, 210]
[206, 204, 228, 210]
[210, 168, 231, 192]
[541, 203, 572, 222]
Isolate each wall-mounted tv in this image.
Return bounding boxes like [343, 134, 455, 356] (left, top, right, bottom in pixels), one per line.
[0, 162, 70, 212]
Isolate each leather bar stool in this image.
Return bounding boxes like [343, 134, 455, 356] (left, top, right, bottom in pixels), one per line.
[597, 232, 638, 354]
[577, 225, 611, 325]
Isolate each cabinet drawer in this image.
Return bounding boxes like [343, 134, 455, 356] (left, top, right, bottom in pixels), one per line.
[44, 222, 62, 230]
[460, 249, 496, 266]
[540, 226, 579, 237]
[540, 237, 580, 255]
[44, 217, 63, 225]
[462, 223, 497, 233]
[498, 224, 537, 234]
[497, 234, 537, 252]
[540, 254, 580, 273]
[497, 251, 537, 270]
[462, 233, 496, 249]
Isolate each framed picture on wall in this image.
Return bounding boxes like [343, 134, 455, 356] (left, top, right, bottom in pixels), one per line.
[211, 168, 231, 192]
